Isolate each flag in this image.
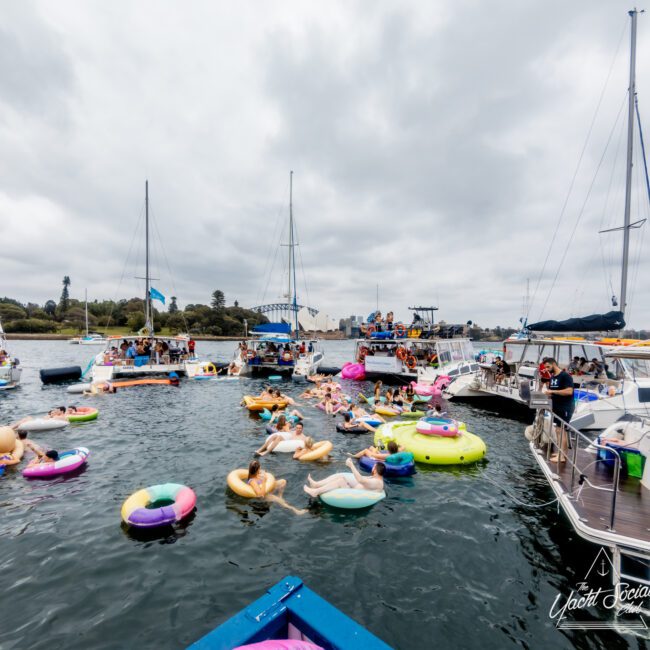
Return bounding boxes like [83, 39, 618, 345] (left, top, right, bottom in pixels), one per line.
[149, 287, 166, 305]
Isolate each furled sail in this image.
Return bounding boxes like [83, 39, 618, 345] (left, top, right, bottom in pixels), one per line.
[527, 311, 625, 333]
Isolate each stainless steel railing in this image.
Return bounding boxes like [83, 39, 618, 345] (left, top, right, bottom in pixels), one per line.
[531, 407, 622, 532]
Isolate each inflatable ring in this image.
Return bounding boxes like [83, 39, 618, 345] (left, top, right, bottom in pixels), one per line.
[319, 474, 386, 509]
[395, 324, 407, 338]
[17, 418, 68, 432]
[23, 447, 89, 478]
[405, 355, 417, 370]
[336, 424, 368, 434]
[66, 407, 99, 423]
[298, 440, 333, 462]
[275, 439, 305, 453]
[227, 469, 276, 498]
[396, 347, 407, 361]
[365, 325, 375, 338]
[358, 454, 415, 477]
[121, 483, 196, 528]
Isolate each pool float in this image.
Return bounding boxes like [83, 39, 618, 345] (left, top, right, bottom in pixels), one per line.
[358, 451, 415, 477]
[0, 426, 24, 467]
[17, 418, 68, 433]
[111, 378, 174, 388]
[235, 642, 323, 650]
[410, 375, 451, 396]
[374, 421, 486, 465]
[274, 439, 306, 453]
[23, 447, 90, 478]
[358, 394, 386, 405]
[243, 396, 289, 412]
[66, 407, 98, 423]
[319, 474, 386, 509]
[227, 469, 276, 498]
[260, 409, 300, 423]
[121, 483, 196, 528]
[297, 440, 333, 462]
[336, 424, 369, 434]
[415, 417, 459, 437]
[374, 405, 401, 416]
[400, 410, 427, 419]
[316, 402, 344, 413]
[193, 363, 218, 379]
[411, 394, 432, 403]
[67, 382, 92, 394]
[340, 362, 365, 381]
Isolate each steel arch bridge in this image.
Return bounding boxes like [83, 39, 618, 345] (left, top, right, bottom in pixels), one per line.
[251, 303, 319, 322]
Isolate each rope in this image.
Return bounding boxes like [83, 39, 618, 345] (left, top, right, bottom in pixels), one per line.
[482, 474, 560, 508]
[526, 19, 628, 322]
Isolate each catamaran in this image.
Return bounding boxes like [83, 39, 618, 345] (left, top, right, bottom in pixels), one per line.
[0, 319, 21, 390]
[233, 172, 324, 378]
[89, 181, 200, 383]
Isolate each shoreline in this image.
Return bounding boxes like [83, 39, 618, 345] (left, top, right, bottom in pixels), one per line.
[5, 332, 348, 342]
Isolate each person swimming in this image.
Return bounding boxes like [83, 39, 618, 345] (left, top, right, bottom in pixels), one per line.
[245, 460, 306, 515]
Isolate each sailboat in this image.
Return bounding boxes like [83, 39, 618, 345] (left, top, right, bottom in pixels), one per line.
[89, 181, 199, 382]
[0, 319, 22, 390]
[233, 171, 324, 378]
[445, 8, 650, 431]
[69, 289, 107, 345]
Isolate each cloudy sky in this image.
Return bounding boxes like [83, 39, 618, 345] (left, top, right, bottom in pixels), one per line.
[2, 1, 649, 328]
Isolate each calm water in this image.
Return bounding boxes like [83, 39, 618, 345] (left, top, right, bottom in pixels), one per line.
[0, 340, 637, 649]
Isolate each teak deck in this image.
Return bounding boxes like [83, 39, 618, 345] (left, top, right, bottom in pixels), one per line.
[542, 448, 650, 544]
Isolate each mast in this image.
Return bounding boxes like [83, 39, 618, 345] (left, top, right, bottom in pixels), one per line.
[620, 9, 639, 315]
[85, 288, 89, 337]
[288, 170, 299, 338]
[145, 180, 153, 335]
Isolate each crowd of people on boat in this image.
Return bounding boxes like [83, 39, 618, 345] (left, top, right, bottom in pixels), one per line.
[237, 339, 313, 367]
[99, 338, 196, 366]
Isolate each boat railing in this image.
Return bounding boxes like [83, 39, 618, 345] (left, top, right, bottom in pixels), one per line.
[530, 406, 622, 532]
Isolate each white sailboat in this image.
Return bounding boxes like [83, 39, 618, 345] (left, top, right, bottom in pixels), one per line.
[234, 171, 324, 378]
[70, 289, 107, 345]
[0, 319, 22, 390]
[89, 181, 199, 382]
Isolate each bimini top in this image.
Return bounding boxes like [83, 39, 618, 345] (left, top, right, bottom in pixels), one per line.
[252, 322, 291, 335]
[606, 345, 650, 360]
[105, 334, 190, 343]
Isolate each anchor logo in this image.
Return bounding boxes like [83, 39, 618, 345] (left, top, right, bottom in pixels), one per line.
[597, 559, 608, 577]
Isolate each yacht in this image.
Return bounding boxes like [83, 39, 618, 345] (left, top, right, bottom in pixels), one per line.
[70, 290, 107, 345]
[350, 307, 478, 384]
[88, 181, 201, 382]
[0, 319, 21, 390]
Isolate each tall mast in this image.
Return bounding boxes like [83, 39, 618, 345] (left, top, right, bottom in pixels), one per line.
[620, 9, 639, 315]
[85, 288, 89, 337]
[145, 180, 152, 334]
[288, 170, 299, 338]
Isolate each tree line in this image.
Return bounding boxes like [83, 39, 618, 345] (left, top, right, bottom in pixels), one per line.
[0, 278, 268, 336]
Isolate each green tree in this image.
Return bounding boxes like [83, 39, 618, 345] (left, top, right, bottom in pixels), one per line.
[127, 312, 146, 332]
[211, 290, 225, 311]
[59, 276, 71, 314]
[43, 300, 57, 316]
[169, 296, 179, 313]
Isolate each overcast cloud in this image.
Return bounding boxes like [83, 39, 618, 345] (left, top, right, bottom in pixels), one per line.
[1, 0, 649, 328]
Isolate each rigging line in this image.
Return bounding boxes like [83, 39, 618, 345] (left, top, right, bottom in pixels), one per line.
[150, 203, 190, 334]
[536, 93, 629, 322]
[290, 204, 312, 310]
[597, 97, 627, 304]
[627, 144, 647, 321]
[104, 201, 145, 330]
[526, 19, 628, 322]
[255, 180, 290, 305]
[636, 97, 650, 205]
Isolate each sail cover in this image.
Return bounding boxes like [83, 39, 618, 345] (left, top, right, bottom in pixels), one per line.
[527, 311, 625, 333]
[253, 322, 291, 334]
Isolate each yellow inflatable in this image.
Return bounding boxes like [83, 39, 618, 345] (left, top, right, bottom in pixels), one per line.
[298, 440, 333, 462]
[0, 426, 24, 466]
[227, 469, 276, 498]
[242, 396, 289, 412]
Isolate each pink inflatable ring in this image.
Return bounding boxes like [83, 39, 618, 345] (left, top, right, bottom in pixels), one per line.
[23, 447, 90, 478]
[415, 417, 459, 437]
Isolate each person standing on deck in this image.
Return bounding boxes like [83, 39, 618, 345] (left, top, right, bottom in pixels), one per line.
[543, 358, 574, 463]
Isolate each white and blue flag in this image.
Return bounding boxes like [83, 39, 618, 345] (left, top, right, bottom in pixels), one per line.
[149, 287, 166, 305]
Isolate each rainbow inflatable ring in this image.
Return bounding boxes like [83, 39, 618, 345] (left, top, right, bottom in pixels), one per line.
[121, 483, 196, 528]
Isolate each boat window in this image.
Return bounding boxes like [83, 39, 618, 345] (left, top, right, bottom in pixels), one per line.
[556, 345, 572, 368]
[621, 357, 650, 379]
[639, 388, 650, 402]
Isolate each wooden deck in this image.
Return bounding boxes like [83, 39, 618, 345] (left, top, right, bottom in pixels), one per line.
[535, 447, 650, 548]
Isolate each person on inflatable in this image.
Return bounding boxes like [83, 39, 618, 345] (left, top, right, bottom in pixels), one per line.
[340, 412, 375, 433]
[246, 460, 307, 515]
[26, 450, 59, 468]
[426, 403, 448, 417]
[350, 440, 402, 461]
[255, 421, 307, 457]
[292, 437, 316, 460]
[17, 430, 45, 460]
[46, 407, 68, 420]
[350, 403, 385, 423]
[303, 457, 385, 497]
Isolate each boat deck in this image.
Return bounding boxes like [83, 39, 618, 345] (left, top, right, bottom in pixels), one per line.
[532, 445, 650, 552]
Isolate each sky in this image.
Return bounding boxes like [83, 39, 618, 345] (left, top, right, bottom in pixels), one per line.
[1, 1, 650, 329]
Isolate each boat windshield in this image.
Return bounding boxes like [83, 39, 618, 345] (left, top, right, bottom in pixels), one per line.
[620, 357, 650, 379]
[435, 339, 475, 366]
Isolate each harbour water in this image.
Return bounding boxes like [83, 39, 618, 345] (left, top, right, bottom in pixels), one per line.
[0, 340, 635, 649]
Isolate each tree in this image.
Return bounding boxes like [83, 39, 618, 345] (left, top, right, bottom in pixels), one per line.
[44, 300, 57, 316]
[211, 290, 225, 311]
[169, 296, 179, 313]
[127, 312, 146, 332]
[59, 276, 71, 314]
[234, 299, 239, 308]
